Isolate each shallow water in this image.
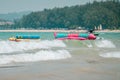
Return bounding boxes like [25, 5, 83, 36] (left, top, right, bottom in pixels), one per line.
[0, 32, 120, 80]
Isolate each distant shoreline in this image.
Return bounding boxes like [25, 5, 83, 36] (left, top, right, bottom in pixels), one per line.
[0, 30, 120, 32]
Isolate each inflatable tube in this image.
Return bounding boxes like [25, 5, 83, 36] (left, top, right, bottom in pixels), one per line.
[9, 37, 16, 41]
[88, 34, 96, 40]
[15, 39, 21, 42]
[55, 33, 89, 38]
[56, 37, 86, 40]
[9, 35, 40, 42]
[16, 35, 40, 39]
[54, 32, 96, 40]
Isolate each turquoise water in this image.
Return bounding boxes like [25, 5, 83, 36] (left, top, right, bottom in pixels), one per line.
[0, 32, 54, 40]
[0, 32, 120, 65]
[0, 32, 120, 80]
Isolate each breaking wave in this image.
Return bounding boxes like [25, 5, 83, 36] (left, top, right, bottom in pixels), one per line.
[95, 39, 116, 48]
[100, 51, 120, 58]
[0, 50, 71, 65]
[0, 40, 66, 53]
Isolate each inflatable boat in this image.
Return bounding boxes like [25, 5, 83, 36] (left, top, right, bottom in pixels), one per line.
[9, 35, 40, 42]
[54, 32, 97, 40]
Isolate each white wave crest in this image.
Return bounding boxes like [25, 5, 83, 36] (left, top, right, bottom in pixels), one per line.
[100, 52, 120, 58]
[0, 50, 71, 65]
[0, 40, 66, 53]
[95, 40, 116, 48]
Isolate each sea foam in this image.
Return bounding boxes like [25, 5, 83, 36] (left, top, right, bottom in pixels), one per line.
[0, 50, 71, 65]
[0, 40, 66, 53]
[95, 40, 116, 48]
[100, 52, 120, 58]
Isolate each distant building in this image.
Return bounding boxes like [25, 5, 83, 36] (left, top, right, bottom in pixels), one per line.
[94, 24, 102, 30]
[0, 21, 14, 25]
[99, 24, 102, 30]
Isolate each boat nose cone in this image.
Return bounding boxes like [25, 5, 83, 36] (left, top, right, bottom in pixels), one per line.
[88, 34, 96, 40]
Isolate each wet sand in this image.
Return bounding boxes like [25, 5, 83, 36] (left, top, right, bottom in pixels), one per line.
[0, 49, 120, 80]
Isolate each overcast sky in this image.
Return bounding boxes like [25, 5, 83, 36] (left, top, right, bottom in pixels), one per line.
[0, 0, 105, 13]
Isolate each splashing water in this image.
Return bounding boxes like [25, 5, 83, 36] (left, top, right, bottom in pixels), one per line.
[0, 50, 71, 65]
[95, 39, 116, 48]
[0, 40, 66, 53]
[100, 51, 120, 58]
[0, 40, 70, 65]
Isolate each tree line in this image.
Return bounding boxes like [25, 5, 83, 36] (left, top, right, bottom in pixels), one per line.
[13, 0, 120, 30]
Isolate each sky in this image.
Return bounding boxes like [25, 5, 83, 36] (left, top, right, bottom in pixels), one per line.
[0, 0, 104, 13]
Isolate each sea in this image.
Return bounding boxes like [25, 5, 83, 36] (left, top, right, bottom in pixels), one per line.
[0, 32, 120, 80]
